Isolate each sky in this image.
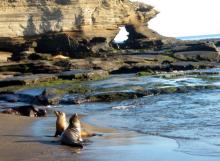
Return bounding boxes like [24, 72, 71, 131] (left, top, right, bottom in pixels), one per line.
[114, 0, 220, 42]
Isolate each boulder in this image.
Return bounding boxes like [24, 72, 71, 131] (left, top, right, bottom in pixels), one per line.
[0, 74, 58, 87]
[30, 61, 64, 74]
[0, 88, 61, 106]
[0, 61, 63, 74]
[0, 72, 19, 80]
[87, 91, 145, 102]
[173, 51, 220, 62]
[58, 70, 109, 81]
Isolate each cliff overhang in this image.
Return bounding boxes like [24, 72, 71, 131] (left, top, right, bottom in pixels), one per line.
[0, 0, 161, 57]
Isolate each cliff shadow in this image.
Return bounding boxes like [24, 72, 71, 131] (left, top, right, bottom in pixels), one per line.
[25, 0, 63, 34]
[55, 0, 71, 5]
[23, 15, 37, 36]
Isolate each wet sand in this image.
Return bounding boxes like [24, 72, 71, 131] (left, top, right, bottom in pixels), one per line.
[0, 114, 86, 161]
[1, 113, 220, 161]
[78, 130, 220, 161]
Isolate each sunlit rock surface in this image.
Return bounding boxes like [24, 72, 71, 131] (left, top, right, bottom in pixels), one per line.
[0, 0, 158, 38]
[0, 0, 161, 54]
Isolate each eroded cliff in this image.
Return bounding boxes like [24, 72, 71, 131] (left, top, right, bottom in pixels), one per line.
[0, 0, 160, 56]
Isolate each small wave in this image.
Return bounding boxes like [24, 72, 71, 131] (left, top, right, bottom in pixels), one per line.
[176, 140, 220, 157]
[112, 105, 136, 110]
[160, 134, 199, 141]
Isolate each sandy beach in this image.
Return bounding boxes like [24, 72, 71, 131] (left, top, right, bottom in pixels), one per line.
[0, 0, 220, 160]
[0, 112, 117, 161]
[1, 110, 220, 161]
[0, 114, 87, 161]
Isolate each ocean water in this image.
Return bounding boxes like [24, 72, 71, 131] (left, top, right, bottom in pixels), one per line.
[177, 34, 220, 41]
[82, 68, 220, 157]
[32, 34, 220, 160]
[33, 68, 220, 160]
[114, 33, 220, 43]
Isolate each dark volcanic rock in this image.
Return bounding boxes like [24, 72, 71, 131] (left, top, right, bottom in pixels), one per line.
[28, 53, 51, 60]
[173, 51, 220, 62]
[58, 70, 109, 81]
[160, 41, 218, 53]
[0, 72, 20, 80]
[87, 91, 145, 102]
[0, 74, 58, 87]
[75, 85, 220, 104]
[0, 38, 29, 55]
[0, 88, 61, 106]
[170, 61, 216, 70]
[30, 61, 64, 74]
[60, 95, 89, 105]
[0, 62, 33, 73]
[0, 61, 63, 74]
[11, 50, 35, 61]
[35, 33, 92, 57]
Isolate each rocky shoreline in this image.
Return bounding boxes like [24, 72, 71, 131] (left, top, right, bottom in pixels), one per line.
[0, 1, 220, 98]
[0, 37, 220, 117]
[1, 1, 220, 160]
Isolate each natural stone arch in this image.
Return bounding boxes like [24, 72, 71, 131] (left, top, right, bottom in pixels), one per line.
[0, 0, 162, 55]
[113, 26, 129, 43]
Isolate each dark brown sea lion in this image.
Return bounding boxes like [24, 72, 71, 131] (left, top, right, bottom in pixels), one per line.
[1, 105, 46, 117]
[61, 113, 83, 148]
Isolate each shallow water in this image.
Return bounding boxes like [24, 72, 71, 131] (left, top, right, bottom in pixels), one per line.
[33, 68, 220, 160]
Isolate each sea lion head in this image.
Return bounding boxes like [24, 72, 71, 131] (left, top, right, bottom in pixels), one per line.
[69, 113, 81, 129]
[33, 108, 47, 117]
[54, 111, 66, 118]
[54, 111, 68, 137]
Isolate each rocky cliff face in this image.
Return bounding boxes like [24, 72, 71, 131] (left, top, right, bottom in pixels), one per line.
[0, 0, 161, 56]
[0, 0, 158, 38]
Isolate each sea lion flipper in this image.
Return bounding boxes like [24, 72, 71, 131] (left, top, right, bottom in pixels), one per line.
[69, 143, 83, 149]
[54, 130, 60, 137]
[71, 142, 83, 149]
[61, 140, 83, 148]
[81, 131, 102, 137]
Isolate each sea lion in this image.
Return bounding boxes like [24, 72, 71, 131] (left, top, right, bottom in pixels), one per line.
[54, 111, 100, 138]
[1, 105, 47, 117]
[54, 111, 68, 137]
[61, 113, 83, 148]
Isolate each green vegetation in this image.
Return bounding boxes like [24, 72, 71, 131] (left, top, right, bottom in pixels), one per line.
[156, 55, 176, 63]
[136, 70, 154, 77]
[0, 79, 92, 95]
[159, 86, 178, 94]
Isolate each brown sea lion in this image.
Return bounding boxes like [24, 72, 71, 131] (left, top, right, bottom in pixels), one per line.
[61, 113, 83, 148]
[54, 111, 68, 137]
[54, 110, 100, 139]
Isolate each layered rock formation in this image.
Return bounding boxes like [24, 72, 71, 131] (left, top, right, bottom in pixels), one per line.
[0, 0, 160, 56]
[1, 1, 220, 120]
